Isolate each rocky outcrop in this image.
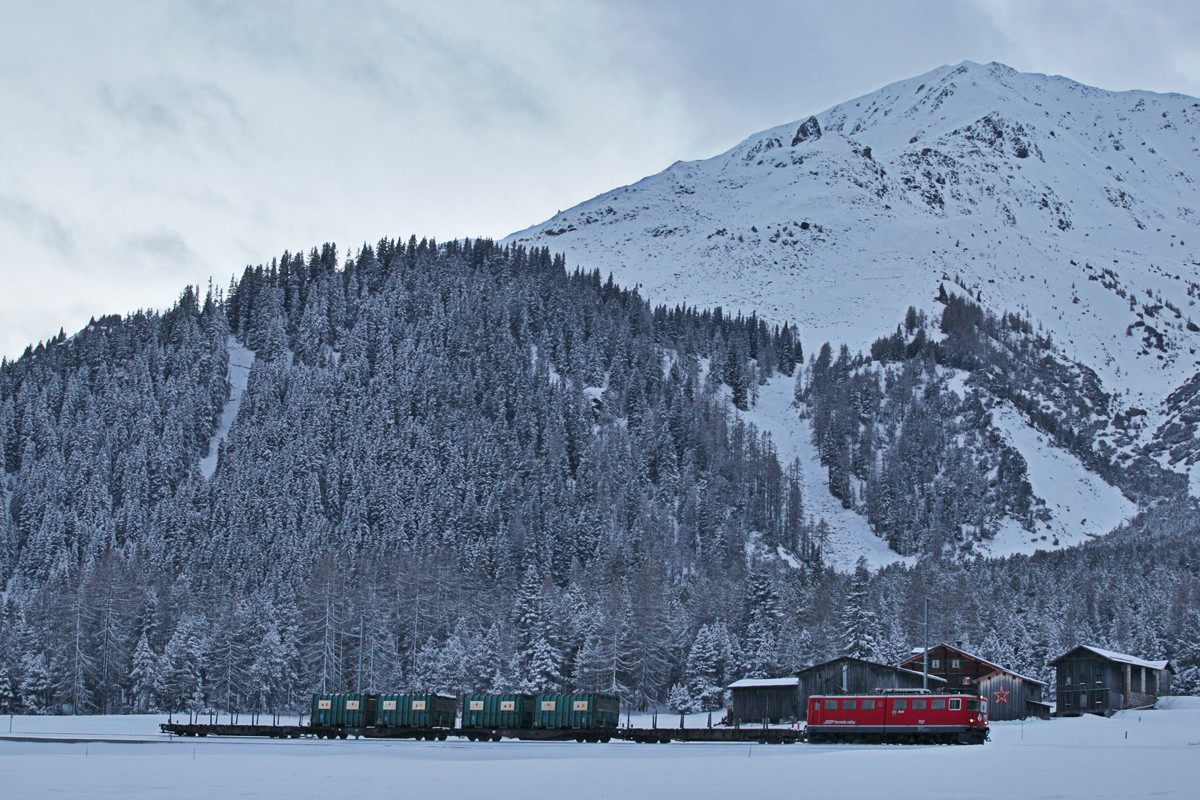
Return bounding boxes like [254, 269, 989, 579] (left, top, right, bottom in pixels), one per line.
[792, 115, 821, 145]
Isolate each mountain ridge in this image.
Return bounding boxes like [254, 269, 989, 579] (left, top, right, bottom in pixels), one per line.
[506, 60, 1200, 559]
[508, 60, 1200, 396]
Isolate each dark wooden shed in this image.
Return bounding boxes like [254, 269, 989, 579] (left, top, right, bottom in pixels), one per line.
[793, 656, 947, 719]
[901, 644, 1049, 721]
[1049, 645, 1174, 716]
[727, 677, 801, 723]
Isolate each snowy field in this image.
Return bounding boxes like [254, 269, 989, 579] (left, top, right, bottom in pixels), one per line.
[3, 699, 1199, 799]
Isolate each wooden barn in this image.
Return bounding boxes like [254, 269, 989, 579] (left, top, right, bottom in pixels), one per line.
[793, 656, 947, 719]
[1049, 645, 1175, 716]
[900, 644, 1050, 721]
[727, 677, 801, 724]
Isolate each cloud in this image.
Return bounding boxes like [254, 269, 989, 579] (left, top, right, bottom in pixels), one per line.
[0, 197, 75, 257]
[974, 1, 1200, 96]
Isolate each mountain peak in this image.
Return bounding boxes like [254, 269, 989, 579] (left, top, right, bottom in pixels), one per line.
[506, 61, 1200, 532]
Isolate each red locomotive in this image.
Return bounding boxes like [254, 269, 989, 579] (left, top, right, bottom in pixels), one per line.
[806, 691, 988, 745]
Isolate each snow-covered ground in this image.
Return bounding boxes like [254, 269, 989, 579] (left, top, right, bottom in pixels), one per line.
[985, 403, 1137, 557]
[198, 335, 255, 479]
[3, 699, 1198, 799]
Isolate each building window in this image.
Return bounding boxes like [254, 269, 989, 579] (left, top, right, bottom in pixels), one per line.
[951, 659, 962, 668]
[930, 659, 941, 668]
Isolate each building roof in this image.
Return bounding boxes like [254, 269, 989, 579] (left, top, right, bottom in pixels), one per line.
[1048, 644, 1174, 673]
[728, 677, 800, 689]
[795, 655, 946, 684]
[902, 643, 1048, 687]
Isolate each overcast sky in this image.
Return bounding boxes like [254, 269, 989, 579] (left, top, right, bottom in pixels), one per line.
[2, 0, 1199, 357]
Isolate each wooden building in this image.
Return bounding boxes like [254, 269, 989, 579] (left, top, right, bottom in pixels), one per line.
[900, 644, 1050, 721]
[1049, 645, 1174, 716]
[728, 677, 801, 723]
[792, 656, 947, 720]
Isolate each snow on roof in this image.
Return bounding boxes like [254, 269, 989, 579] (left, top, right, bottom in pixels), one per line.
[728, 677, 800, 689]
[1052, 644, 1172, 672]
[905, 643, 1048, 686]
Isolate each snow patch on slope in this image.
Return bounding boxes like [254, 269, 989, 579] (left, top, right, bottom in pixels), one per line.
[739, 374, 913, 571]
[983, 402, 1136, 557]
[199, 335, 255, 480]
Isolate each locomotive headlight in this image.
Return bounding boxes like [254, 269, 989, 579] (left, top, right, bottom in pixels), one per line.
[969, 717, 975, 723]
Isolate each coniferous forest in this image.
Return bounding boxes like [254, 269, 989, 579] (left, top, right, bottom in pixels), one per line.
[1, 238, 1198, 717]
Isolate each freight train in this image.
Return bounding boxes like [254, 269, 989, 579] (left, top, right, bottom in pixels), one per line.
[161, 689, 987, 745]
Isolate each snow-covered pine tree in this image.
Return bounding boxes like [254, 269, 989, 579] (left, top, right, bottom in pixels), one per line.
[129, 631, 161, 713]
[743, 570, 782, 678]
[840, 559, 879, 661]
[512, 567, 563, 693]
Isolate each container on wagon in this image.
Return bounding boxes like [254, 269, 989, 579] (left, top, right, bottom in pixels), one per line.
[375, 694, 457, 728]
[463, 694, 535, 729]
[311, 694, 371, 728]
[532, 694, 620, 730]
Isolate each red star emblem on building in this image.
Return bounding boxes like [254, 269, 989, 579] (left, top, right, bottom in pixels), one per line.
[993, 687, 1010, 703]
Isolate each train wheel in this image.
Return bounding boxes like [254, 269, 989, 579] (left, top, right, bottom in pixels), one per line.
[438, 733, 448, 741]
[491, 734, 502, 742]
[600, 737, 611, 744]
[576, 736, 585, 743]
[339, 731, 348, 740]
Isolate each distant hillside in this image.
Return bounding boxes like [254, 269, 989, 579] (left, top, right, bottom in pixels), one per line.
[508, 60, 1200, 559]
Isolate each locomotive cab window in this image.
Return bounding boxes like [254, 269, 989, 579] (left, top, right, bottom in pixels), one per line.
[912, 699, 927, 710]
[824, 698, 838, 710]
[949, 698, 962, 711]
[930, 698, 945, 710]
[966, 699, 980, 711]
[843, 699, 856, 710]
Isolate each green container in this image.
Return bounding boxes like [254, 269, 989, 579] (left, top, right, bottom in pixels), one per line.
[462, 694, 535, 729]
[533, 693, 620, 730]
[311, 693, 372, 728]
[374, 694, 457, 728]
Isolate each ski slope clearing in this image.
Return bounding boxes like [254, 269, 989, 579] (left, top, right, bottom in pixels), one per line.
[2, 700, 1198, 799]
[198, 335, 255, 480]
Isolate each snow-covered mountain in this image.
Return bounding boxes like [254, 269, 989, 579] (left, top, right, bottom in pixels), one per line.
[508, 61, 1200, 562]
